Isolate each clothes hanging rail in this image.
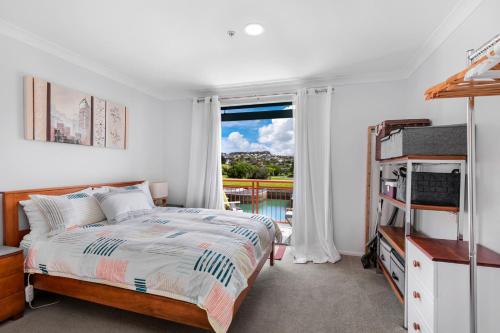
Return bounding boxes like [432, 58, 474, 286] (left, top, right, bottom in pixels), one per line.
[468, 34, 500, 61]
[425, 35, 500, 100]
[425, 33, 500, 333]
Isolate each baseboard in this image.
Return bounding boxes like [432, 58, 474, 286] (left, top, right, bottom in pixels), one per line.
[339, 250, 364, 257]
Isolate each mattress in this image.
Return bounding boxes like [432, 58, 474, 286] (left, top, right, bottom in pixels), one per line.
[24, 207, 279, 333]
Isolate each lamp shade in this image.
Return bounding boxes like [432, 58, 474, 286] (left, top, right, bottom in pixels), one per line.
[150, 181, 168, 199]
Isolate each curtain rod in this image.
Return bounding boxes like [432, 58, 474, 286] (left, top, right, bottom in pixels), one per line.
[196, 86, 333, 103]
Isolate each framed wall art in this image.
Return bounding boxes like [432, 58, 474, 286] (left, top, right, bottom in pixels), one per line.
[24, 76, 128, 149]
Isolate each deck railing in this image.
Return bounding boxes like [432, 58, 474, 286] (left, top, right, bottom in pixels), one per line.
[223, 178, 293, 222]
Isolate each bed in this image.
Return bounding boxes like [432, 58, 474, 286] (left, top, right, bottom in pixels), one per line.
[2, 181, 277, 332]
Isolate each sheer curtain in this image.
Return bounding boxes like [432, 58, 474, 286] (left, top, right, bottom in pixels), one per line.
[185, 96, 224, 210]
[292, 87, 341, 263]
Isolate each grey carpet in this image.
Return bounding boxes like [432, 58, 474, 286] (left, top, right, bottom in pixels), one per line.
[1, 252, 405, 333]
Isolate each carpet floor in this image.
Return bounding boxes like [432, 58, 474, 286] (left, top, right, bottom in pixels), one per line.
[0, 252, 405, 333]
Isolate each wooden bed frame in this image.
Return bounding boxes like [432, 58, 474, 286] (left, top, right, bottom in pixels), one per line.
[2, 181, 274, 332]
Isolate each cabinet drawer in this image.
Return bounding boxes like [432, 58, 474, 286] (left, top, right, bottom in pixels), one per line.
[390, 253, 405, 295]
[379, 239, 391, 272]
[0, 291, 24, 322]
[408, 301, 433, 333]
[0, 252, 23, 278]
[0, 273, 24, 299]
[407, 241, 434, 294]
[408, 276, 434, 330]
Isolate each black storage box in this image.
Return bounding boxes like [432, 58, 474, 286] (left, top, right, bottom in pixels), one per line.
[396, 170, 460, 207]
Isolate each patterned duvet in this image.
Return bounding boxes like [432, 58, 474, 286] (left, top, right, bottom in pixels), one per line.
[25, 207, 280, 333]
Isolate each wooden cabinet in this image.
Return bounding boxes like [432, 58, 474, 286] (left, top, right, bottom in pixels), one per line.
[0, 247, 24, 322]
[407, 239, 500, 333]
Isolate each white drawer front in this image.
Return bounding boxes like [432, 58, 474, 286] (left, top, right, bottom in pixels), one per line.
[407, 240, 435, 294]
[379, 242, 391, 272]
[408, 301, 433, 333]
[408, 276, 434, 330]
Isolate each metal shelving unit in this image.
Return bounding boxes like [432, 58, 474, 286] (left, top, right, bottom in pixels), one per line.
[376, 155, 467, 329]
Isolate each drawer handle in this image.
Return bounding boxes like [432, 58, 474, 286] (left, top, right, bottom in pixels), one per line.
[412, 291, 421, 300]
[413, 323, 421, 331]
[413, 260, 421, 268]
[391, 272, 399, 282]
[381, 254, 385, 261]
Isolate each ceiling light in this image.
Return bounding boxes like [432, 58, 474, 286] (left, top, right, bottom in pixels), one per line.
[244, 23, 264, 36]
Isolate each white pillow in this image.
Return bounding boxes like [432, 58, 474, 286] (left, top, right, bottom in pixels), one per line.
[19, 200, 50, 237]
[27, 190, 106, 236]
[94, 190, 152, 224]
[31, 195, 77, 236]
[89, 186, 110, 194]
[107, 181, 154, 207]
[64, 192, 106, 225]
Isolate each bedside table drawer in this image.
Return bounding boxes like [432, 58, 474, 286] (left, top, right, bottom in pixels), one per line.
[0, 291, 24, 322]
[0, 252, 23, 278]
[0, 273, 24, 299]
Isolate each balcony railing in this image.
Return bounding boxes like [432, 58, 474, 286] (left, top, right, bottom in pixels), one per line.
[223, 178, 293, 222]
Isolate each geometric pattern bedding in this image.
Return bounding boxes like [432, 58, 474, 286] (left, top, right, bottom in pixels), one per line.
[25, 207, 280, 333]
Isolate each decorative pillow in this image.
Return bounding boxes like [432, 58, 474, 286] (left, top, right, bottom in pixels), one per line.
[64, 192, 106, 225]
[28, 190, 106, 236]
[19, 200, 50, 237]
[31, 195, 77, 236]
[107, 181, 155, 207]
[94, 190, 152, 224]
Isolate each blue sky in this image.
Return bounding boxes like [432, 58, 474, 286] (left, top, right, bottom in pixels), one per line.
[222, 119, 271, 143]
[221, 104, 294, 156]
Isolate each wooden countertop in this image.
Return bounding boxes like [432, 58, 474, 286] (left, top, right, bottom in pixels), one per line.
[407, 236, 500, 268]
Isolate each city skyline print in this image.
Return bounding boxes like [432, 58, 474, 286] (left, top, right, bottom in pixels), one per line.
[50, 83, 92, 145]
[24, 76, 127, 149]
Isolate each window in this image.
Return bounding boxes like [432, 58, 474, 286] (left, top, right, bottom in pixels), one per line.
[221, 102, 294, 179]
[221, 102, 294, 228]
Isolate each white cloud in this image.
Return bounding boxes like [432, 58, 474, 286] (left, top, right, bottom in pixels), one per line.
[221, 119, 294, 156]
[222, 131, 250, 152]
[257, 118, 294, 156]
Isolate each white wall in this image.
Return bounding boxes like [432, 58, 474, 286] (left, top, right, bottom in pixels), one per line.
[332, 80, 420, 255]
[0, 34, 167, 243]
[162, 99, 192, 205]
[405, 0, 500, 253]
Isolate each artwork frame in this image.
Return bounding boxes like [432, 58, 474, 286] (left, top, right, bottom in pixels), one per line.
[105, 101, 127, 149]
[24, 76, 128, 149]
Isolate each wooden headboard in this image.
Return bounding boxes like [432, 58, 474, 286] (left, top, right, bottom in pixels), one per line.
[2, 181, 143, 247]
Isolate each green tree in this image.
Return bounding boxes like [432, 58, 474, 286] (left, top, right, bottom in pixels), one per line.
[222, 164, 230, 176]
[253, 166, 269, 179]
[227, 162, 257, 179]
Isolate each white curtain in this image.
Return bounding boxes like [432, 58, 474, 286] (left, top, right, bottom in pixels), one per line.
[292, 87, 341, 264]
[185, 96, 225, 210]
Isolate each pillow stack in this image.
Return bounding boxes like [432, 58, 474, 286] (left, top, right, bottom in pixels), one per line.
[28, 189, 106, 236]
[21, 182, 155, 238]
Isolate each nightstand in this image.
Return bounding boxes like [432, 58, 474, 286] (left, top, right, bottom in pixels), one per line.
[0, 246, 24, 322]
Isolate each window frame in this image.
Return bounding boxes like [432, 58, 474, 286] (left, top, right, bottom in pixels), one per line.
[221, 102, 293, 122]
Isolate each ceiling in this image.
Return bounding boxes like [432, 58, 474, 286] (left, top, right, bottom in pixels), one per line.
[0, 0, 478, 99]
